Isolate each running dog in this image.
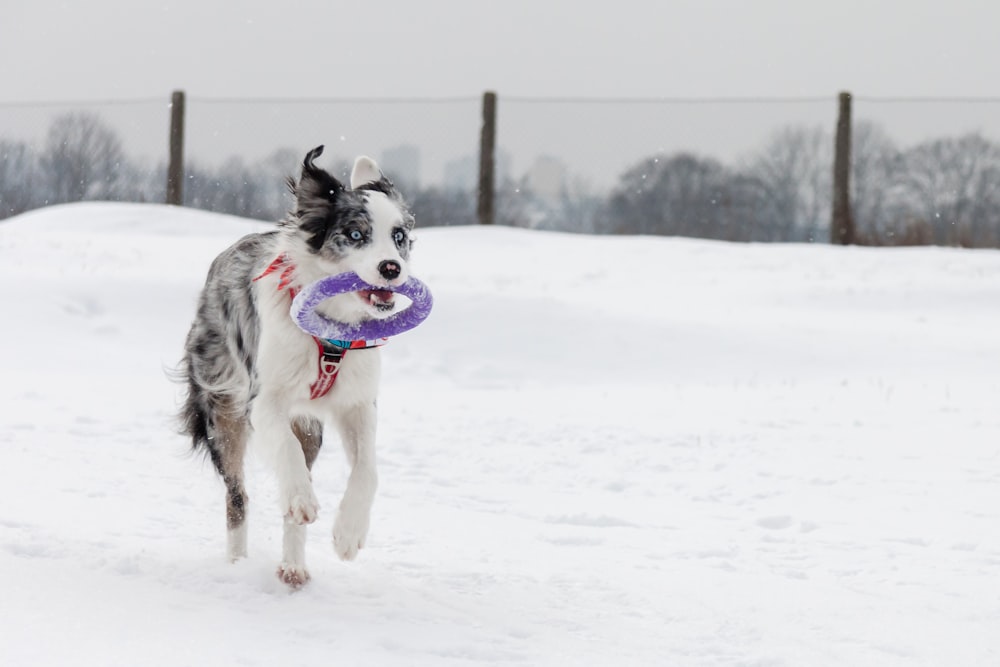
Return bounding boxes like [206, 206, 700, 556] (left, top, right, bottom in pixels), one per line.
[179, 146, 414, 587]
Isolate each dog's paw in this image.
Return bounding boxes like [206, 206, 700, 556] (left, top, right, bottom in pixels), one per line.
[285, 486, 320, 525]
[276, 562, 311, 589]
[332, 507, 370, 561]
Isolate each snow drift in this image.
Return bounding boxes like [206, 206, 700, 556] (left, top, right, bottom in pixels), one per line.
[0, 203, 998, 666]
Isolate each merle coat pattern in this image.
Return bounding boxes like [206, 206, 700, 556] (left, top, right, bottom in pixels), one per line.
[180, 146, 415, 587]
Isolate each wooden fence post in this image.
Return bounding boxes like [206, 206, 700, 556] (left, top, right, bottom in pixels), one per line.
[831, 91, 854, 244]
[477, 91, 497, 225]
[166, 90, 185, 206]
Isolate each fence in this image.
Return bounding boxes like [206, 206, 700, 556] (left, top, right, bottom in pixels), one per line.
[4, 91, 1000, 247]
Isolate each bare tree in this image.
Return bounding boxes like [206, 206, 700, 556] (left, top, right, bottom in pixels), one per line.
[494, 176, 536, 228]
[547, 177, 605, 234]
[851, 121, 903, 243]
[740, 125, 831, 242]
[184, 157, 263, 219]
[607, 153, 734, 238]
[253, 148, 301, 220]
[39, 112, 127, 203]
[0, 140, 41, 218]
[892, 133, 1000, 246]
[409, 186, 475, 227]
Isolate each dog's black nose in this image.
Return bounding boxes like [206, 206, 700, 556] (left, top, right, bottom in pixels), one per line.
[378, 260, 401, 281]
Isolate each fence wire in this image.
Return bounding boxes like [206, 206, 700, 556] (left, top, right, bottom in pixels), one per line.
[3, 94, 1000, 246]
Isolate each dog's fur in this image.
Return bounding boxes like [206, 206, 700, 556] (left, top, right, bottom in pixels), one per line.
[180, 146, 414, 587]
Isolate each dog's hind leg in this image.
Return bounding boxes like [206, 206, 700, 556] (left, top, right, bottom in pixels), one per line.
[275, 417, 323, 589]
[331, 401, 378, 561]
[212, 407, 250, 562]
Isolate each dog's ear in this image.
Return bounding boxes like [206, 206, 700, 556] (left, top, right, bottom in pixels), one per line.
[350, 155, 401, 199]
[290, 145, 345, 214]
[290, 145, 345, 252]
[350, 156, 383, 189]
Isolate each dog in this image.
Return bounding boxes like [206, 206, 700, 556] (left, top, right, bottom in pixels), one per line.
[179, 145, 415, 587]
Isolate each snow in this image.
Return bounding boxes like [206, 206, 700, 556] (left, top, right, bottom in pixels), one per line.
[1, 202, 999, 666]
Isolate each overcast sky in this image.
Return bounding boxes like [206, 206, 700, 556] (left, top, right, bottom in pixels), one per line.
[5, 0, 999, 101]
[4, 1, 1000, 186]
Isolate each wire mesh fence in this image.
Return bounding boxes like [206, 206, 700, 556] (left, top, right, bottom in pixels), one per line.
[3, 92, 1000, 246]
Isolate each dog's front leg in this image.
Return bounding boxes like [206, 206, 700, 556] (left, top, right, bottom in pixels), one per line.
[252, 396, 319, 585]
[332, 401, 378, 561]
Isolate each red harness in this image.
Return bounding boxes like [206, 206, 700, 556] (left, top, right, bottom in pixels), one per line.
[306, 338, 344, 400]
[253, 254, 356, 400]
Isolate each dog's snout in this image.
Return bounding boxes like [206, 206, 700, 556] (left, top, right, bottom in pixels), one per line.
[378, 260, 401, 281]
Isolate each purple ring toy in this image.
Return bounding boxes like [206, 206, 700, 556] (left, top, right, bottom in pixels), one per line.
[290, 272, 433, 341]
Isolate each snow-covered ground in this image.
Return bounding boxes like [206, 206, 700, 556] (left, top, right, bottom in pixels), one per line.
[1, 202, 998, 666]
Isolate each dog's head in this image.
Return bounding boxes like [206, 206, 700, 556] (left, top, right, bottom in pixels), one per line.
[287, 145, 415, 320]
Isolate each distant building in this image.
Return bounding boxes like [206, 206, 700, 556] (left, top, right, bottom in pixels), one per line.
[443, 155, 477, 191]
[381, 145, 421, 189]
[525, 155, 568, 201]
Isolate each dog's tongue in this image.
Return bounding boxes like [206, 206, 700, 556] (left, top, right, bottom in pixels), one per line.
[360, 289, 394, 304]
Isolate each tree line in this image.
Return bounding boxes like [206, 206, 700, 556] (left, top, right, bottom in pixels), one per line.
[592, 123, 1000, 247]
[512, 122, 1000, 247]
[2, 111, 999, 247]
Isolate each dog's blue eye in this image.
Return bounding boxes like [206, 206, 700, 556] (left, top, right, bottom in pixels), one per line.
[349, 230, 363, 241]
[393, 230, 405, 243]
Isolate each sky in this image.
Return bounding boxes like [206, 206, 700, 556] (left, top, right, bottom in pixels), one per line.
[4, 0, 1000, 186]
[5, 0, 1000, 100]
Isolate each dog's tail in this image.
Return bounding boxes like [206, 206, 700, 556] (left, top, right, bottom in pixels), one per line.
[183, 376, 237, 479]
[173, 353, 228, 476]
[181, 373, 211, 451]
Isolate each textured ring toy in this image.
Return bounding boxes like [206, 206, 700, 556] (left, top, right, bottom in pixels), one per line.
[290, 272, 433, 341]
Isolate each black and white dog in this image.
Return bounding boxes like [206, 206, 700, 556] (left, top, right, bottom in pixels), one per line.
[180, 146, 414, 587]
